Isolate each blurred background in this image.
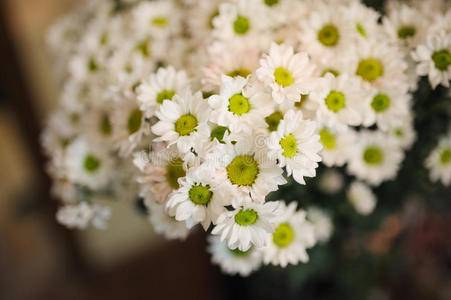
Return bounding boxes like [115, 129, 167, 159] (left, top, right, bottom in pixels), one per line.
[0, 1, 450, 300]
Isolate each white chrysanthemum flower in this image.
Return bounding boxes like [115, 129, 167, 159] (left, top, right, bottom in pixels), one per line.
[411, 30, 451, 88]
[57, 202, 111, 230]
[318, 169, 345, 194]
[425, 134, 451, 186]
[267, 110, 322, 184]
[211, 200, 282, 251]
[137, 67, 190, 117]
[318, 126, 355, 167]
[315, 74, 371, 128]
[208, 135, 286, 204]
[208, 75, 270, 134]
[383, 3, 427, 50]
[133, 144, 187, 205]
[166, 165, 227, 230]
[64, 136, 114, 190]
[347, 131, 404, 186]
[207, 235, 263, 277]
[147, 200, 193, 240]
[345, 0, 381, 40]
[263, 202, 316, 267]
[389, 114, 416, 150]
[347, 181, 377, 215]
[256, 43, 317, 104]
[152, 90, 211, 153]
[306, 206, 333, 244]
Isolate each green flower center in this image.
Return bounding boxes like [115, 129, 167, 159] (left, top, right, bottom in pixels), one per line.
[228, 247, 251, 257]
[319, 128, 336, 150]
[394, 128, 404, 137]
[265, 111, 283, 131]
[227, 68, 251, 78]
[210, 126, 229, 143]
[227, 155, 259, 186]
[356, 23, 366, 37]
[371, 93, 391, 113]
[100, 31, 109, 45]
[189, 184, 213, 205]
[208, 9, 219, 29]
[431, 49, 451, 71]
[127, 108, 143, 135]
[273, 223, 295, 248]
[363, 146, 384, 165]
[440, 148, 451, 165]
[88, 57, 98, 72]
[274, 67, 294, 87]
[280, 134, 298, 158]
[264, 0, 279, 7]
[175, 114, 198, 136]
[356, 58, 384, 82]
[295, 94, 309, 108]
[234, 209, 258, 226]
[233, 15, 250, 35]
[135, 40, 150, 57]
[318, 24, 340, 47]
[156, 89, 175, 104]
[321, 68, 340, 77]
[99, 114, 112, 136]
[325, 90, 346, 112]
[151, 17, 168, 28]
[228, 93, 250, 115]
[83, 154, 101, 173]
[166, 158, 186, 189]
[397, 25, 416, 39]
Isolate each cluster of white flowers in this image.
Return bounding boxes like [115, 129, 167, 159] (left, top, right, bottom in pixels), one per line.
[43, 0, 450, 276]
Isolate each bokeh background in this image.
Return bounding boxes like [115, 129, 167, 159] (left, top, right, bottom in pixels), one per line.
[0, 1, 450, 299]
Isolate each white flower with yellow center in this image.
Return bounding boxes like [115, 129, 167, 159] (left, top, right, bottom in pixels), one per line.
[208, 75, 271, 134]
[166, 165, 227, 230]
[256, 43, 316, 105]
[347, 181, 377, 215]
[137, 67, 190, 117]
[347, 131, 404, 186]
[267, 110, 322, 184]
[211, 199, 282, 251]
[207, 235, 263, 277]
[411, 30, 451, 88]
[152, 90, 211, 153]
[425, 134, 451, 186]
[306, 206, 333, 243]
[317, 126, 355, 167]
[263, 202, 316, 267]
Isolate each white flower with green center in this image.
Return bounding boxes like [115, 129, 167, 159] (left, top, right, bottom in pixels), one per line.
[267, 110, 322, 184]
[389, 114, 416, 150]
[316, 74, 370, 128]
[318, 126, 356, 167]
[152, 90, 211, 153]
[166, 166, 227, 230]
[64, 136, 114, 190]
[346, 1, 381, 40]
[412, 30, 451, 88]
[137, 67, 189, 117]
[207, 235, 263, 277]
[211, 200, 282, 251]
[306, 206, 333, 243]
[347, 131, 404, 186]
[262, 202, 316, 267]
[208, 75, 271, 134]
[256, 43, 317, 105]
[425, 134, 451, 186]
[347, 181, 377, 215]
[208, 135, 286, 205]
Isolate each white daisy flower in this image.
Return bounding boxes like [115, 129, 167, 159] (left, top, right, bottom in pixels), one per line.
[347, 181, 377, 215]
[425, 134, 451, 186]
[211, 200, 282, 251]
[389, 114, 416, 150]
[345, 0, 381, 40]
[306, 206, 333, 244]
[267, 110, 322, 184]
[347, 131, 404, 186]
[208, 75, 270, 134]
[207, 235, 263, 277]
[263, 202, 316, 267]
[56, 202, 111, 230]
[256, 43, 317, 104]
[318, 169, 345, 194]
[411, 30, 451, 88]
[137, 67, 190, 118]
[166, 165, 227, 230]
[147, 200, 193, 240]
[152, 90, 211, 153]
[318, 126, 355, 167]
